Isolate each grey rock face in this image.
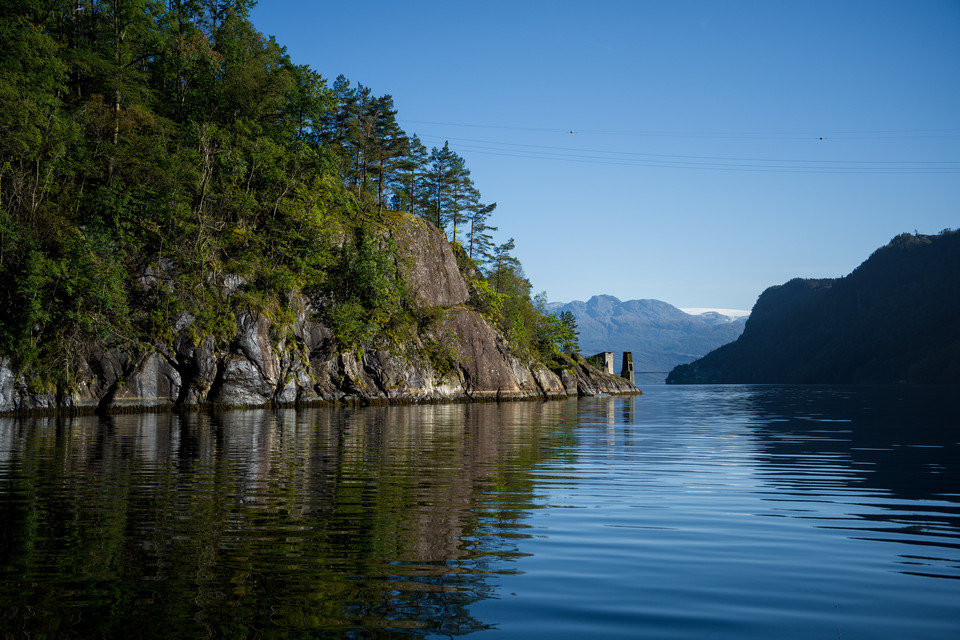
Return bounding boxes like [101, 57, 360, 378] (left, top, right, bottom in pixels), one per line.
[216, 356, 271, 406]
[389, 216, 468, 308]
[530, 365, 566, 398]
[0, 359, 18, 413]
[210, 309, 284, 406]
[109, 353, 181, 408]
[173, 335, 217, 406]
[442, 309, 528, 399]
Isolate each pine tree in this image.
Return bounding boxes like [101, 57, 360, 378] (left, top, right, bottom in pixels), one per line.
[284, 63, 328, 143]
[425, 141, 458, 233]
[345, 83, 372, 198]
[489, 238, 520, 295]
[320, 75, 356, 183]
[467, 197, 497, 263]
[558, 310, 580, 354]
[447, 153, 473, 244]
[392, 133, 428, 216]
[367, 94, 405, 215]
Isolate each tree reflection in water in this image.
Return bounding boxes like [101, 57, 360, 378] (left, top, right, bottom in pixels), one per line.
[0, 400, 580, 637]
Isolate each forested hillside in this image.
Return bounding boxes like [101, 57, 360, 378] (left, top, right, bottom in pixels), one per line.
[0, 0, 580, 395]
[667, 230, 960, 384]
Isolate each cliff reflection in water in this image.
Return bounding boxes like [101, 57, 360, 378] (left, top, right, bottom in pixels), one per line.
[742, 385, 960, 578]
[743, 385, 960, 501]
[0, 400, 580, 637]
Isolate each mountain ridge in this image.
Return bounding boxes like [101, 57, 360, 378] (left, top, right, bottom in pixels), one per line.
[547, 295, 748, 383]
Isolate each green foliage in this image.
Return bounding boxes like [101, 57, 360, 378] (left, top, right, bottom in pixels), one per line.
[0, 2, 345, 383]
[328, 299, 370, 348]
[421, 328, 461, 378]
[469, 278, 506, 326]
[475, 238, 534, 357]
[0, 210, 131, 383]
[532, 294, 580, 361]
[0, 1, 563, 389]
[323, 228, 408, 349]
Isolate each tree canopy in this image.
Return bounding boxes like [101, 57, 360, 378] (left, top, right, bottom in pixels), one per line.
[0, 0, 572, 385]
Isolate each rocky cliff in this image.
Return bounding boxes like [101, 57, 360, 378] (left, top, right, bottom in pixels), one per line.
[0, 215, 637, 413]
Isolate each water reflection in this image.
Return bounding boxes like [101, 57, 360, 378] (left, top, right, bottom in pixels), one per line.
[474, 388, 960, 640]
[610, 386, 960, 581]
[742, 385, 960, 499]
[740, 386, 960, 580]
[2, 388, 958, 639]
[0, 401, 579, 638]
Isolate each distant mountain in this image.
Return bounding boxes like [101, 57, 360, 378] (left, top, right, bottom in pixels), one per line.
[667, 230, 960, 384]
[547, 296, 748, 383]
[680, 308, 751, 326]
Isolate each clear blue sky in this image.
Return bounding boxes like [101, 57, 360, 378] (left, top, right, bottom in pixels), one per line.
[250, 0, 959, 311]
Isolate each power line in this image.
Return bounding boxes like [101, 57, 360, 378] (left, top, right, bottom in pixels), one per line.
[413, 135, 960, 174]
[419, 135, 960, 166]
[402, 119, 960, 140]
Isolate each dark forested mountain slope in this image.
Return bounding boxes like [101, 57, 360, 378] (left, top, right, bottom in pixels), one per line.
[667, 231, 960, 384]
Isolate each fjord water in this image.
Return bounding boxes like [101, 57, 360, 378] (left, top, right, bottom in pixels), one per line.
[0, 386, 957, 638]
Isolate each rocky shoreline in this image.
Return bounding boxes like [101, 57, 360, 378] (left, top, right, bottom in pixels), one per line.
[0, 353, 639, 416]
[1, 216, 638, 416]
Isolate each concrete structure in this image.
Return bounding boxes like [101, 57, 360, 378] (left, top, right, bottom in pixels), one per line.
[588, 352, 614, 375]
[621, 352, 635, 384]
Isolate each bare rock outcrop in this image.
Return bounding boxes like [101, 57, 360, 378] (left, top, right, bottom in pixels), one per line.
[442, 309, 537, 400]
[108, 352, 181, 409]
[389, 214, 468, 308]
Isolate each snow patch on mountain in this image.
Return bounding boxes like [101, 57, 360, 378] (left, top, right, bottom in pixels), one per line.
[546, 296, 749, 384]
[680, 308, 751, 319]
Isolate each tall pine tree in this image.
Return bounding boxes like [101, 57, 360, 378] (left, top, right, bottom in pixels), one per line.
[392, 133, 428, 216]
[366, 94, 405, 215]
[467, 197, 497, 263]
[424, 141, 458, 233]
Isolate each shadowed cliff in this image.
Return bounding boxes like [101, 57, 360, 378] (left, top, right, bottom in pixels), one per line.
[668, 230, 960, 384]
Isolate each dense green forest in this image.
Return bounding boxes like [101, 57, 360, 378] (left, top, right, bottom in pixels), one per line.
[0, 0, 579, 389]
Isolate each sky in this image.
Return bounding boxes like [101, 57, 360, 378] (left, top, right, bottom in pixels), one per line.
[249, 0, 959, 311]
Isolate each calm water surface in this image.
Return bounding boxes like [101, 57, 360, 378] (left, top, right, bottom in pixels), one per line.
[0, 385, 958, 638]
